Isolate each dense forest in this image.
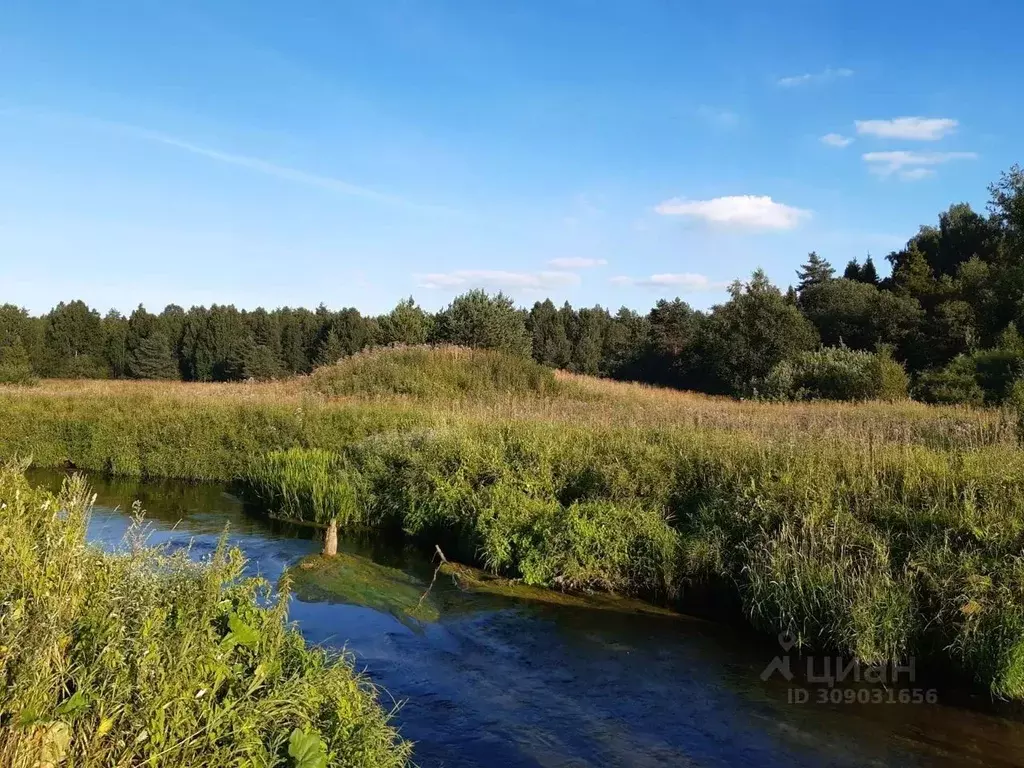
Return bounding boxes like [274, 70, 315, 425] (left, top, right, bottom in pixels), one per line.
[4, 166, 1024, 405]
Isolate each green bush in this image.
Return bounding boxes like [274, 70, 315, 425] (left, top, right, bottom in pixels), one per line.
[761, 346, 909, 402]
[914, 359, 986, 406]
[0, 465, 409, 767]
[970, 348, 1024, 404]
[919, 325, 1024, 406]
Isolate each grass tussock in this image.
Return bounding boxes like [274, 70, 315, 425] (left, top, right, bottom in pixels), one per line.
[0, 464, 409, 767]
[3, 347, 1024, 698]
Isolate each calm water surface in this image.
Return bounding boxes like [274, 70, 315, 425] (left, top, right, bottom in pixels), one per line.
[30, 470, 1024, 768]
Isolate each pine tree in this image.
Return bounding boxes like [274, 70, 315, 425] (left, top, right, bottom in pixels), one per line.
[527, 300, 571, 367]
[379, 297, 432, 346]
[434, 290, 531, 356]
[127, 332, 179, 379]
[570, 307, 608, 375]
[796, 252, 835, 292]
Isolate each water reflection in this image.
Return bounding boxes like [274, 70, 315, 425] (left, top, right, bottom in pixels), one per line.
[28, 469, 1024, 768]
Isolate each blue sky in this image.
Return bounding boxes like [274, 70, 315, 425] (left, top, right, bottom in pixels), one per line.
[1, 0, 1020, 315]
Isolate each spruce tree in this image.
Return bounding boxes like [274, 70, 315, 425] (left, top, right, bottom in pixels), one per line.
[314, 329, 346, 367]
[860, 255, 880, 285]
[127, 332, 179, 379]
[244, 344, 281, 381]
[796, 252, 835, 292]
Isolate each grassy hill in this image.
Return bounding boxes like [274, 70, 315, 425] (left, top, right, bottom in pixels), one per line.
[310, 344, 569, 400]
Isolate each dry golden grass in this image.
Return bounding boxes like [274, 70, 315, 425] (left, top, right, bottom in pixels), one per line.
[25, 377, 308, 403]
[9, 368, 1015, 452]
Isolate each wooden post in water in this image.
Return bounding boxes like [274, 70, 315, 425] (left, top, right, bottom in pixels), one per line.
[323, 518, 338, 557]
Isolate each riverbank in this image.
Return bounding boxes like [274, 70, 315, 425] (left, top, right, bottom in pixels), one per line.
[1, 347, 1023, 699]
[0, 464, 409, 767]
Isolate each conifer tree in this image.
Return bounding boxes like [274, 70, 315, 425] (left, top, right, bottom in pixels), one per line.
[0, 336, 34, 385]
[128, 332, 179, 379]
[796, 252, 835, 292]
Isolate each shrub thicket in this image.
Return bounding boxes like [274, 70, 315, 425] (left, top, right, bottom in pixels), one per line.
[761, 346, 909, 402]
[915, 360, 987, 406]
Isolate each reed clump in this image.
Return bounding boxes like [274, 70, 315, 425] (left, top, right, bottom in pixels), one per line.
[0, 463, 410, 767]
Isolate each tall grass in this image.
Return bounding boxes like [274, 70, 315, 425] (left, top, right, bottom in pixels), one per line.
[309, 345, 568, 401]
[0, 463, 410, 767]
[3, 347, 1024, 698]
[246, 448, 366, 526]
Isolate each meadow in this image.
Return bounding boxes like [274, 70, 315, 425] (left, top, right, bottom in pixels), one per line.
[2, 346, 1024, 699]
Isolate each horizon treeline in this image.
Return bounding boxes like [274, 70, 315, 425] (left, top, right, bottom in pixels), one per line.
[4, 165, 1024, 404]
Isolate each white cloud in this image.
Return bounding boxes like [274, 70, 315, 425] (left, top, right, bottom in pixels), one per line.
[547, 257, 607, 269]
[821, 133, 853, 148]
[898, 168, 937, 181]
[610, 273, 722, 291]
[654, 195, 810, 231]
[862, 150, 977, 178]
[415, 269, 580, 292]
[855, 117, 958, 141]
[777, 67, 854, 87]
[697, 105, 739, 128]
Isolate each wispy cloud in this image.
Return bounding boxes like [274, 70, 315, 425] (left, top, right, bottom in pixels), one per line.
[547, 257, 607, 269]
[862, 150, 977, 179]
[696, 105, 739, 129]
[3, 107, 453, 214]
[415, 269, 580, 292]
[855, 117, 958, 141]
[655, 195, 810, 231]
[141, 132, 457, 213]
[821, 133, 853, 148]
[610, 273, 723, 291]
[776, 67, 853, 87]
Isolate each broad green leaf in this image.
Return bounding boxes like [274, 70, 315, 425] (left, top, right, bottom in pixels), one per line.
[288, 727, 328, 768]
[54, 690, 89, 718]
[223, 613, 259, 649]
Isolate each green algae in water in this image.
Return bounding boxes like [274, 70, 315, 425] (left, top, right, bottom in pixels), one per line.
[288, 553, 441, 625]
[288, 552, 686, 629]
[438, 561, 683, 618]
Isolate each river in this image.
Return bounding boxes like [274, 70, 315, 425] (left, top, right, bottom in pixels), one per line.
[31, 470, 1024, 768]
